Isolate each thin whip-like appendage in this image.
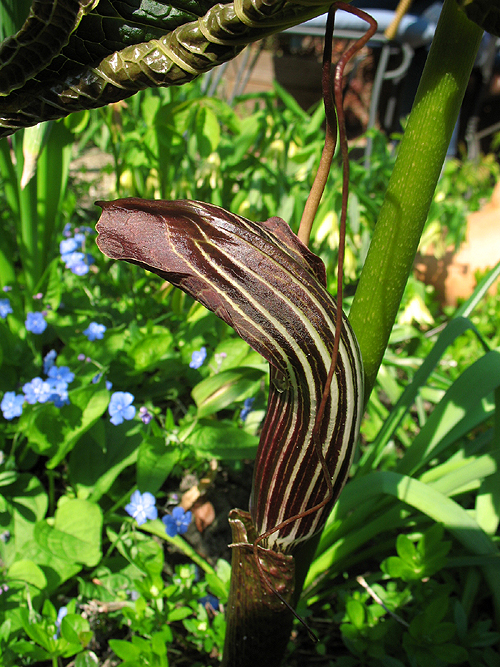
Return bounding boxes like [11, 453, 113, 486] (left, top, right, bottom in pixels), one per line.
[297, 9, 337, 247]
[251, 4, 377, 625]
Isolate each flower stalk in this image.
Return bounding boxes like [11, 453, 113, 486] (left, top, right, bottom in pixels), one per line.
[349, 0, 483, 401]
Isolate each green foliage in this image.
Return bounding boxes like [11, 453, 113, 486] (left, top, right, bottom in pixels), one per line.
[0, 72, 499, 665]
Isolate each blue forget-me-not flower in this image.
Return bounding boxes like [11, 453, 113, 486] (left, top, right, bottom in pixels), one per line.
[83, 322, 106, 341]
[53, 606, 68, 639]
[48, 380, 70, 407]
[47, 365, 75, 384]
[23, 377, 52, 405]
[240, 397, 255, 421]
[108, 391, 136, 425]
[189, 347, 207, 369]
[162, 506, 192, 537]
[1, 392, 24, 420]
[25, 312, 47, 334]
[0, 299, 12, 319]
[125, 490, 158, 525]
[43, 349, 57, 374]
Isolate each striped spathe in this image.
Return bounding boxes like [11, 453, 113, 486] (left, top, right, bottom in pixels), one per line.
[96, 197, 363, 553]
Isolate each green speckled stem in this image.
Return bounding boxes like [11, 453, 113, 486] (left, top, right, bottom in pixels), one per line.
[349, 0, 483, 401]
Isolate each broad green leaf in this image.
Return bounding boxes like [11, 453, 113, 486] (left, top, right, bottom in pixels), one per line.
[181, 419, 258, 460]
[7, 559, 46, 590]
[192, 367, 264, 418]
[0, 0, 330, 135]
[109, 639, 142, 660]
[346, 599, 365, 629]
[137, 435, 179, 495]
[69, 421, 141, 501]
[0, 473, 48, 568]
[15, 540, 82, 592]
[395, 534, 417, 563]
[60, 614, 91, 646]
[75, 651, 100, 667]
[19, 384, 110, 468]
[128, 329, 174, 371]
[35, 498, 102, 567]
[167, 606, 193, 621]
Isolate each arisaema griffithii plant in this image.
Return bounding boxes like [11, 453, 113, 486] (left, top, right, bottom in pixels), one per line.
[0, 0, 494, 664]
[94, 5, 377, 662]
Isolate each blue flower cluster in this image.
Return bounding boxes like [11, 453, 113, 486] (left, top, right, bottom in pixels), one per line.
[60, 227, 95, 276]
[125, 490, 192, 538]
[0, 349, 75, 420]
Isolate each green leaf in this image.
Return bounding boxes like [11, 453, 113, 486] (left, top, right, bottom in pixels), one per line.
[20, 384, 110, 468]
[128, 329, 174, 371]
[137, 435, 179, 495]
[205, 571, 230, 602]
[192, 367, 264, 418]
[109, 639, 142, 660]
[398, 350, 500, 476]
[35, 499, 102, 567]
[69, 420, 141, 501]
[182, 419, 258, 460]
[0, 473, 48, 568]
[60, 614, 91, 646]
[18, 608, 53, 651]
[430, 643, 469, 663]
[75, 651, 100, 667]
[309, 471, 500, 621]
[167, 606, 193, 621]
[7, 559, 46, 590]
[346, 599, 365, 629]
[395, 534, 417, 563]
[195, 106, 221, 154]
[381, 556, 418, 581]
[358, 316, 485, 473]
[10, 639, 51, 660]
[454, 260, 500, 318]
[0, 471, 18, 487]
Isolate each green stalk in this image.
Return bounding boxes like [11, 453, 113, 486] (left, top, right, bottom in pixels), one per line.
[349, 0, 483, 401]
[0, 139, 18, 287]
[294, 0, 483, 635]
[14, 132, 39, 294]
[37, 121, 73, 271]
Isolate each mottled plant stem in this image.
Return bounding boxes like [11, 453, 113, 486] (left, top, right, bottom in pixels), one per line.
[349, 0, 483, 401]
[221, 511, 295, 667]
